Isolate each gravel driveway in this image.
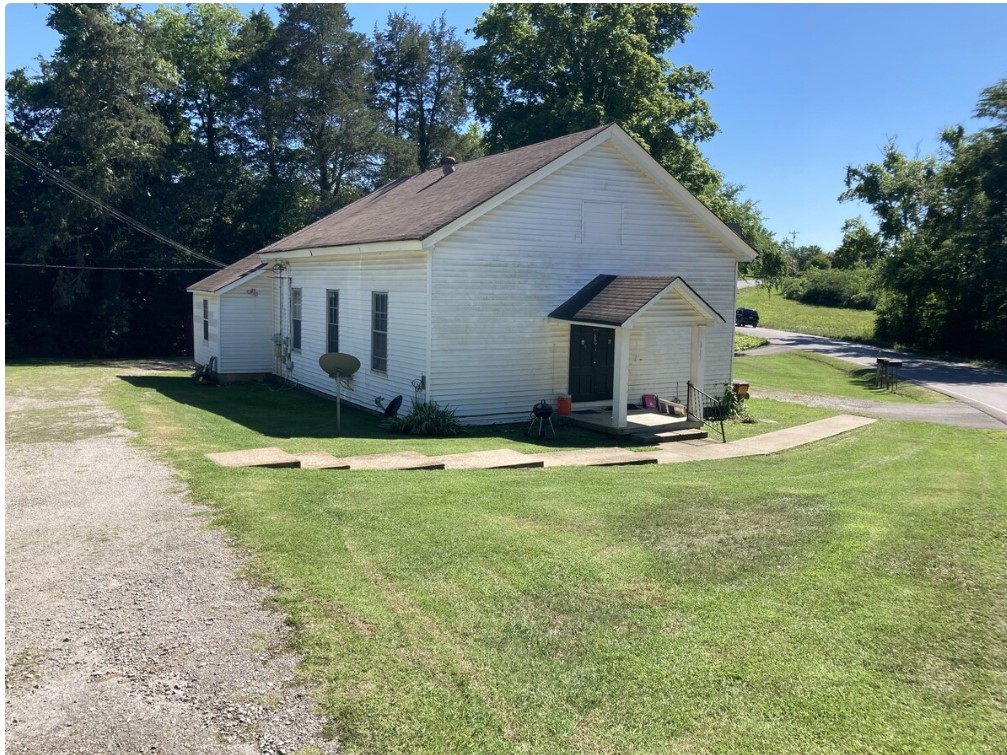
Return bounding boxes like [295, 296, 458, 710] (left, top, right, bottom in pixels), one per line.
[5, 369, 338, 754]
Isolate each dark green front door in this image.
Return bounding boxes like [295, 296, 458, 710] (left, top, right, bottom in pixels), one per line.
[569, 325, 614, 402]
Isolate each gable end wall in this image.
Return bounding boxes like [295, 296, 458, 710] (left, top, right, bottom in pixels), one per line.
[429, 142, 738, 422]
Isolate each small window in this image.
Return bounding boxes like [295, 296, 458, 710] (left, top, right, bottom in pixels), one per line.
[291, 288, 302, 350]
[326, 290, 339, 353]
[202, 299, 209, 341]
[371, 292, 388, 372]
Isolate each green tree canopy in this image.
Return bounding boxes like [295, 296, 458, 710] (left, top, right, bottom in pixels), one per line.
[841, 78, 1007, 360]
[464, 3, 720, 194]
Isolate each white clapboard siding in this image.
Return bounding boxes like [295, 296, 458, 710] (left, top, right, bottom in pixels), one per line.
[280, 253, 429, 413]
[429, 140, 739, 422]
[219, 282, 274, 374]
[192, 294, 219, 367]
[628, 297, 703, 403]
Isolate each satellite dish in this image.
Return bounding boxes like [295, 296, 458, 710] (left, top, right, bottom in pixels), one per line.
[318, 353, 361, 434]
[319, 352, 360, 378]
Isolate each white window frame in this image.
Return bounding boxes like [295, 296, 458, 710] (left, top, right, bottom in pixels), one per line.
[326, 290, 339, 353]
[371, 292, 388, 373]
[291, 287, 302, 351]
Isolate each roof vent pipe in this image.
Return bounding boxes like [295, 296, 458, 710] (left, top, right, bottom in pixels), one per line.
[440, 156, 457, 176]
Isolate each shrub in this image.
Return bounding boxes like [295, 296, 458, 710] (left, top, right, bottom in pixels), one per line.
[387, 401, 464, 436]
[781, 268, 877, 310]
[720, 387, 754, 422]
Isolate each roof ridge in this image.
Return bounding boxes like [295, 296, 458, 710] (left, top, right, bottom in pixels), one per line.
[417, 122, 616, 177]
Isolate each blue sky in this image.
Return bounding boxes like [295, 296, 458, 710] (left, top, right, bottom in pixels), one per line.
[5, 3, 1006, 252]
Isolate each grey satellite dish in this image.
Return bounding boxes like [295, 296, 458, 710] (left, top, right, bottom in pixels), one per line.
[318, 353, 361, 433]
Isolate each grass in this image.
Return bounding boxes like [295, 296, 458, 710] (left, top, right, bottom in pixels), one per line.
[735, 351, 951, 404]
[737, 286, 877, 342]
[733, 332, 768, 352]
[6, 361, 1006, 754]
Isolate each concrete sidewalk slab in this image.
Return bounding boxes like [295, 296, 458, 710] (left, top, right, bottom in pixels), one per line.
[429, 449, 545, 470]
[206, 447, 301, 468]
[527, 447, 660, 468]
[651, 414, 875, 463]
[728, 415, 876, 453]
[296, 451, 351, 470]
[341, 450, 445, 471]
[207, 415, 876, 472]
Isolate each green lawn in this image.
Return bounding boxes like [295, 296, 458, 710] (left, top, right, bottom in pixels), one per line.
[733, 332, 768, 352]
[7, 362, 1006, 754]
[735, 351, 950, 404]
[737, 286, 877, 342]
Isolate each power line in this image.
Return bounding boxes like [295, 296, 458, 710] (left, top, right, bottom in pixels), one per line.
[7, 262, 218, 272]
[5, 141, 227, 269]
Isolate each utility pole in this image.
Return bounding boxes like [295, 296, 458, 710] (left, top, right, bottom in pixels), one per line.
[789, 230, 799, 249]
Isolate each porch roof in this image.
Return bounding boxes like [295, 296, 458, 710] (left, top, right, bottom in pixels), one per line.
[548, 275, 724, 327]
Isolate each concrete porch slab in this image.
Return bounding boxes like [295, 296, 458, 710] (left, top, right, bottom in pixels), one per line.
[564, 408, 694, 436]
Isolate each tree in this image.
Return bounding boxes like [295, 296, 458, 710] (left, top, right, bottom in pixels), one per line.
[791, 244, 831, 271]
[841, 78, 1007, 359]
[373, 11, 469, 171]
[5, 4, 180, 356]
[833, 217, 882, 269]
[274, 3, 381, 211]
[154, 3, 244, 162]
[464, 3, 720, 195]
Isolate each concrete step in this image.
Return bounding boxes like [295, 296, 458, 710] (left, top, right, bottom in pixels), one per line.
[631, 428, 709, 444]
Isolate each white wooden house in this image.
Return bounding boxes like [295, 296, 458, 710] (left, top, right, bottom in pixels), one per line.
[187, 124, 757, 430]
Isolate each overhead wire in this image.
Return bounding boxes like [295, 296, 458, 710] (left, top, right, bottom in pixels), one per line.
[6, 262, 218, 272]
[5, 141, 227, 269]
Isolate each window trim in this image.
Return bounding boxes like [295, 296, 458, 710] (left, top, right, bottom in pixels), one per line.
[202, 299, 209, 341]
[371, 291, 388, 373]
[326, 289, 339, 354]
[290, 287, 302, 351]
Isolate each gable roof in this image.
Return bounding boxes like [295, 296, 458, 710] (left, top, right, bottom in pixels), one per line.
[549, 275, 725, 327]
[261, 124, 614, 254]
[190, 123, 760, 292]
[186, 252, 266, 294]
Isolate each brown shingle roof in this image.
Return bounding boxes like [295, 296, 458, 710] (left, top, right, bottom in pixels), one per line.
[186, 253, 265, 293]
[260, 124, 615, 253]
[549, 275, 724, 326]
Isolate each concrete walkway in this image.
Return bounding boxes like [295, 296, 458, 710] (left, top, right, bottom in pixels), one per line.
[207, 414, 876, 471]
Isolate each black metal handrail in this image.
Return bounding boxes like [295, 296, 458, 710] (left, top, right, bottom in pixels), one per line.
[687, 381, 726, 443]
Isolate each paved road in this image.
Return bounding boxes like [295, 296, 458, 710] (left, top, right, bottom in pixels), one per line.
[742, 326, 1007, 426]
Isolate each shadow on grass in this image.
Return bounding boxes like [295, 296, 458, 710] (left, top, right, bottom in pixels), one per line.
[117, 374, 631, 449]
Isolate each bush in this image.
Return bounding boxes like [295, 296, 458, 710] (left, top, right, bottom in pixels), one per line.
[387, 401, 464, 436]
[781, 268, 877, 310]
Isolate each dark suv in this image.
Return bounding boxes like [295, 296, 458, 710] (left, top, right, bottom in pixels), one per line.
[735, 308, 760, 327]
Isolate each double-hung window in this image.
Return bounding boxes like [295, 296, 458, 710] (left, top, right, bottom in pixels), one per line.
[202, 299, 209, 341]
[371, 292, 388, 372]
[290, 288, 302, 350]
[326, 290, 339, 353]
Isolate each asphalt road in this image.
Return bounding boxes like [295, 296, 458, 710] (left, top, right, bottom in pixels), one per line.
[742, 326, 1007, 426]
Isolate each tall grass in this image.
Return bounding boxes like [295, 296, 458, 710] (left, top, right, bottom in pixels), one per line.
[738, 286, 877, 342]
